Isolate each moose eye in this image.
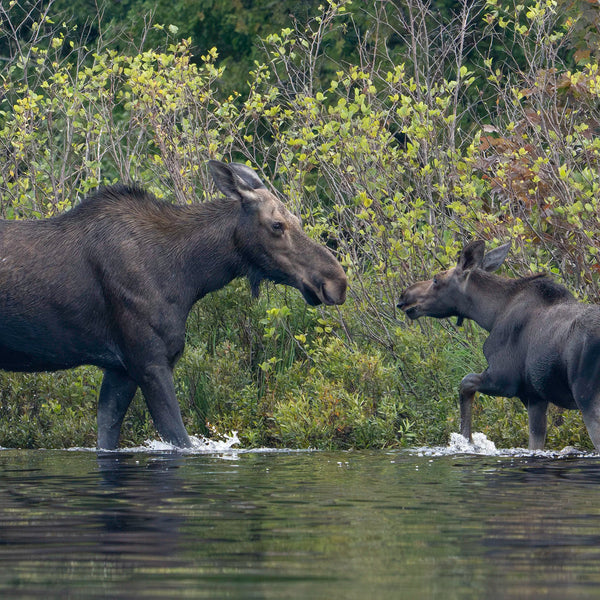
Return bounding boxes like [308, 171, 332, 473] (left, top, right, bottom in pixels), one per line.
[432, 276, 439, 286]
[271, 221, 285, 235]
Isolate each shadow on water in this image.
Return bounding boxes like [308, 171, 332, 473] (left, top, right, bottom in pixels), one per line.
[1, 439, 600, 599]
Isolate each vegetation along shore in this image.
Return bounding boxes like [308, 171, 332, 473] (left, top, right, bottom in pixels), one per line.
[0, 0, 598, 449]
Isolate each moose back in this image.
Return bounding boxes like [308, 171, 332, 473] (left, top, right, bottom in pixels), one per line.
[398, 240, 600, 452]
[0, 161, 347, 449]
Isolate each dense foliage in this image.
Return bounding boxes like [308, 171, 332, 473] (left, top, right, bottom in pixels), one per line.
[0, 0, 598, 449]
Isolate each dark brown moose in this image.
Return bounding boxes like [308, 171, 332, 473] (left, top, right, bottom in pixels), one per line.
[0, 161, 347, 449]
[397, 240, 600, 452]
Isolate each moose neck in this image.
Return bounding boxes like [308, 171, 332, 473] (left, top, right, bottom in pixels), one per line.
[462, 271, 517, 332]
[174, 199, 247, 308]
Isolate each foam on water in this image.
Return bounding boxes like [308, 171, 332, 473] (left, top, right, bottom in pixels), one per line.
[143, 431, 242, 454]
[133, 434, 313, 456]
[411, 431, 597, 458]
[4, 429, 597, 459]
[62, 431, 311, 455]
[60, 431, 242, 455]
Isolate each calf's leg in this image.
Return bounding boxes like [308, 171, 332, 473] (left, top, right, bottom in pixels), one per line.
[97, 368, 138, 450]
[577, 396, 600, 453]
[459, 372, 480, 441]
[459, 367, 519, 443]
[137, 363, 192, 448]
[526, 399, 548, 450]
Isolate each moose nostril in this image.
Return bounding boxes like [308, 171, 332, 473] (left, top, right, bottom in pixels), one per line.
[321, 282, 336, 305]
[320, 280, 346, 305]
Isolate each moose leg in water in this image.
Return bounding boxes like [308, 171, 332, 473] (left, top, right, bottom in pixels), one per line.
[458, 372, 479, 442]
[527, 399, 549, 451]
[458, 367, 522, 444]
[97, 369, 138, 450]
[136, 364, 191, 449]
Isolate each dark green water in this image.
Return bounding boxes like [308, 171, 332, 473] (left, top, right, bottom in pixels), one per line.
[1, 444, 600, 599]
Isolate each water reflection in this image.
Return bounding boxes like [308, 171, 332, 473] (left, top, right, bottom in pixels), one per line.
[480, 459, 600, 598]
[95, 453, 186, 560]
[1, 448, 600, 599]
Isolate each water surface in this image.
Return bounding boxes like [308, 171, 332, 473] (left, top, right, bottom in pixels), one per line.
[1, 436, 599, 599]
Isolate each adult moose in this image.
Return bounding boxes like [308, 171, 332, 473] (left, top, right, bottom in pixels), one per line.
[397, 240, 600, 452]
[0, 161, 347, 449]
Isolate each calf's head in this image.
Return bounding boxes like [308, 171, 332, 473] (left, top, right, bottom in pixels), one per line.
[397, 240, 511, 323]
[209, 160, 347, 306]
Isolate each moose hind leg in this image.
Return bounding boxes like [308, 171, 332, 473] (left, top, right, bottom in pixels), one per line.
[97, 368, 138, 450]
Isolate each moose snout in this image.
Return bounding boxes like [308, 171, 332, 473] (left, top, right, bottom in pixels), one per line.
[396, 288, 416, 311]
[320, 271, 348, 305]
[303, 265, 347, 306]
[397, 283, 425, 319]
[396, 294, 415, 315]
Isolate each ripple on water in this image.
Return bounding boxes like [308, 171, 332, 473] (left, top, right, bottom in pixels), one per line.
[2, 431, 600, 599]
[62, 429, 598, 460]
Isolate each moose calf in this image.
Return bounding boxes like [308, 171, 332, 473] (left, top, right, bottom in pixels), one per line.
[398, 240, 600, 452]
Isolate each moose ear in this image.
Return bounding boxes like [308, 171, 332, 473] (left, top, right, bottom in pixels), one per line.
[227, 163, 267, 190]
[208, 160, 266, 202]
[456, 240, 486, 273]
[482, 242, 511, 272]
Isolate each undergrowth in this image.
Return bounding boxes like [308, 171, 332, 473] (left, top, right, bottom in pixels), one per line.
[0, 0, 597, 451]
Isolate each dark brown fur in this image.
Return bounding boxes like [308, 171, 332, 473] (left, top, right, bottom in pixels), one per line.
[0, 161, 347, 449]
[398, 240, 600, 452]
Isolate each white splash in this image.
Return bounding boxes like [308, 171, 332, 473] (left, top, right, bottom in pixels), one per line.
[449, 432, 498, 454]
[111, 433, 311, 456]
[413, 432, 499, 457]
[411, 431, 598, 458]
[140, 431, 241, 454]
[64, 431, 242, 454]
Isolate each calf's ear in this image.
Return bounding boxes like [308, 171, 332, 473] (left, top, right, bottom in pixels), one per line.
[482, 242, 511, 272]
[456, 240, 486, 273]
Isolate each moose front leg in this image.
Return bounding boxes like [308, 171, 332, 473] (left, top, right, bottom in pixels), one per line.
[459, 372, 481, 442]
[138, 363, 192, 448]
[458, 368, 518, 443]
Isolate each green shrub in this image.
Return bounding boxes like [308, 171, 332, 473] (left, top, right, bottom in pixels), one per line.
[0, 0, 598, 449]
[0, 368, 100, 448]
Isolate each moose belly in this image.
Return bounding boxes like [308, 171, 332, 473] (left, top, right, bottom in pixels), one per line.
[525, 353, 577, 410]
[0, 316, 122, 373]
[0, 345, 80, 372]
[0, 341, 123, 373]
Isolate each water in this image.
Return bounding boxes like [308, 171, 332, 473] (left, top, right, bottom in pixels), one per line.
[1, 434, 600, 599]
